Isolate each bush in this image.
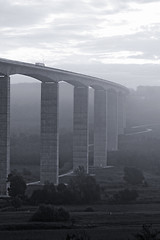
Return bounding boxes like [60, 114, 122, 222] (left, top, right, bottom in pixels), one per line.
[29, 166, 100, 205]
[29, 182, 73, 205]
[30, 205, 70, 222]
[124, 167, 144, 185]
[65, 232, 90, 240]
[57, 183, 74, 204]
[84, 207, 94, 212]
[29, 182, 57, 205]
[57, 207, 70, 221]
[110, 188, 139, 204]
[69, 166, 100, 204]
[131, 224, 160, 240]
[7, 171, 26, 198]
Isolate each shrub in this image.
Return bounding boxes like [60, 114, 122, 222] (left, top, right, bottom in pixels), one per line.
[30, 205, 70, 222]
[124, 167, 144, 185]
[131, 224, 160, 240]
[84, 207, 94, 212]
[29, 166, 100, 205]
[56, 183, 73, 204]
[110, 188, 139, 204]
[65, 232, 90, 240]
[69, 166, 100, 204]
[29, 182, 57, 205]
[56, 207, 70, 221]
[7, 172, 26, 198]
[57, 183, 67, 192]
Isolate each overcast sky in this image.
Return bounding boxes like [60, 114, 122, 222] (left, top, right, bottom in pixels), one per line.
[1, 0, 160, 88]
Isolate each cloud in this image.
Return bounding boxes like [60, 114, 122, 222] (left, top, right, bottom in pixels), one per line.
[1, 0, 160, 87]
[0, 0, 49, 27]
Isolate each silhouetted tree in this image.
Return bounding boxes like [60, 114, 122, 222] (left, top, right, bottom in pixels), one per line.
[7, 171, 26, 198]
[69, 166, 100, 204]
[65, 232, 90, 240]
[30, 182, 57, 205]
[132, 224, 160, 240]
[30, 167, 100, 205]
[57, 183, 73, 204]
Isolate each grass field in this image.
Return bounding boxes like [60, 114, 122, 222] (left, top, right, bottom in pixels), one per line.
[0, 228, 139, 240]
[0, 203, 160, 240]
[2, 166, 160, 239]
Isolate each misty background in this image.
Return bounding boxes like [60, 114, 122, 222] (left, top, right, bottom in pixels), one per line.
[10, 80, 160, 181]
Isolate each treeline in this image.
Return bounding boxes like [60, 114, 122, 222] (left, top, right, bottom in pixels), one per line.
[7, 166, 145, 209]
[8, 167, 100, 206]
[30, 166, 100, 205]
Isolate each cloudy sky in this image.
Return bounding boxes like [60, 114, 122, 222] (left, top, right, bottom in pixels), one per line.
[1, 0, 160, 88]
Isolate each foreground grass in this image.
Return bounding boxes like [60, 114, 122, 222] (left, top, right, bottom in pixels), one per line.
[0, 228, 136, 240]
[0, 204, 160, 240]
[2, 166, 160, 239]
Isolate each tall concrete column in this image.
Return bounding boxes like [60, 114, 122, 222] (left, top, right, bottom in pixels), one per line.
[123, 95, 127, 130]
[0, 76, 10, 195]
[107, 89, 118, 151]
[118, 92, 126, 135]
[93, 89, 107, 167]
[73, 86, 89, 173]
[40, 82, 59, 184]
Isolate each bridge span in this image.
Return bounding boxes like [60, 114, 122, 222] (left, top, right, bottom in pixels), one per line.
[0, 58, 128, 195]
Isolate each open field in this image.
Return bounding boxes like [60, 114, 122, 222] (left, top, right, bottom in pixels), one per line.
[3, 166, 160, 239]
[0, 228, 139, 240]
[0, 227, 143, 240]
[0, 203, 160, 239]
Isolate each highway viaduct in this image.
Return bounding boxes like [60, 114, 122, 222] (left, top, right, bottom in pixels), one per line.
[0, 58, 129, 195]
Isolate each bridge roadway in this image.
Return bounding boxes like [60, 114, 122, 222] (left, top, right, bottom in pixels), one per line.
[0, 58, 128, 195]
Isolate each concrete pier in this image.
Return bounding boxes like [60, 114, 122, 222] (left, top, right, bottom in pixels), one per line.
[118, 92, 125, 135]
[0, 76, 10, 195]
[93, 89, 107, 167]
[73, 86, 89, 172]
[40, 82, 59, 184]
[0, 58, 128, 195]
[107, 89, 118, 151]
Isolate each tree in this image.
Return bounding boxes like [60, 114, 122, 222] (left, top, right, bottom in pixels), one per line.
[69, 166, 100, 204]
[56, 183, 73, 204]
[7, 171, 26, 198]
[123, 167, 144, 185]
[132, 224, 160, 240]
[110, 188, 139, 204]
[30, 167, 100, 205]
[30, 182, 58, 205]
[65, 232, 90, 240]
